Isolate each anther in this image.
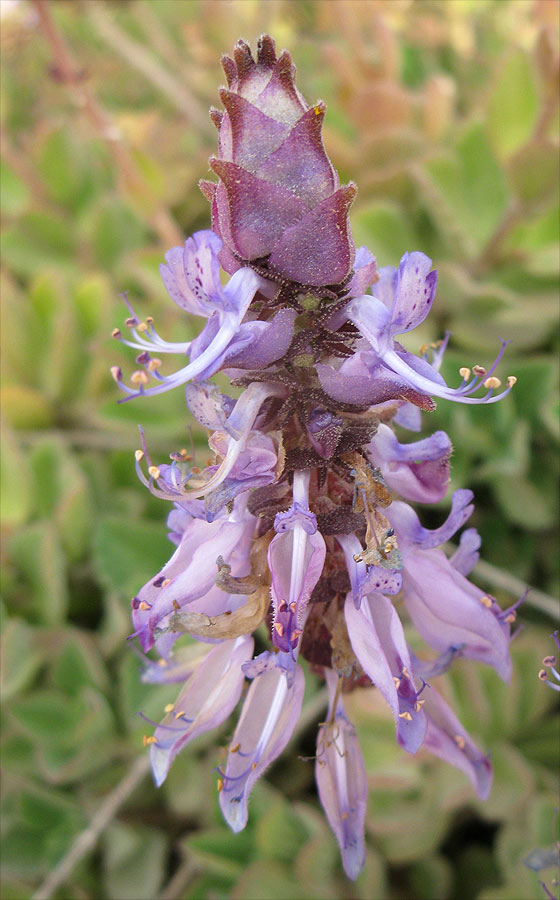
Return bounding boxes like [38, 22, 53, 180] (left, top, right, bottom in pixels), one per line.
[110, 366, 122, 382]
[393, 676, 401, 688]
[230, 743, 241, 753]
[143, 735, 158, 746]
[479, 595, 493, 608]
[473, 365, 486, 377]
[135, 449, 144, 462]
[148, 465, 161, 479]
[251, 762, 258, 770]
[164, 703, 174, 713]
[112, 328, 121, 339]
[137, 322, 149, 333]
[401, 666, 410, 680]
[125, 316, 138, 328]
[157, 659, 167, 667]
[138, 601, 151, 611]
[148, 358, 162, 371]
[162, 578, 171, 588]
[175, 710, 186, 719]
[507, 375, 517, 388]
[484, 376, 501, 390]
[419, 343, 429, 356]
[454, 734, 466, 750]
[538, 668, 549, 681]
[131, 370, 149, 386]
[289, 601, 297, 614]
[274, 622, 285, 637]
[398, 711, 413, 721]
[414, 700, 425, 712]
[459, 366, 471, 380]
[542, 655, 556, 667]
[291, 629, 302, 640]
[146, 316, 154, 326]
[217, 778, 223, 792]
[503, 612, 516, 624]
[277, 600, 288, 612]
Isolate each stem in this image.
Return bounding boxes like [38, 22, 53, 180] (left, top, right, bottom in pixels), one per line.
[31, 754, 151, 900]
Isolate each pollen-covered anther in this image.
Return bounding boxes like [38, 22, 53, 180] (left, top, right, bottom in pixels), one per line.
[143, 735, 158, 746]
[138, 601, 151, 611]
[146, 316, 154, 326]
[479, 595, 493, 609]
[291, 629, 302, 641]
[175, 710, 186, 719]
[472, 365, 487, 377]
[542, 655, 557, 667]
[289, 601, 297, 614]
[401, 666, 410, 680]
[134, 449, 144, 462]
[503, 612, 516, 624]
[157, 659, 167, 667]
[131, 370, 149, 386]
[251, 762, 258, 770]
[277, 600, 288, 612]
[419, 344, 429, 355]
[125, 316, 138, 328]
[454, 734, 466, 750]
[414, 699, 425, 712]
[147, 358, 162, 371]
[393, 676, 401, 688]
[459, 366, 471, 380]
[230, 742, 241, 753]
[110, 366, 122, 382]
[398, 711, 413, 721]
[164, 703, 175, 713]
[217, 778, 223, 792]
[148, 465, 161, 479]
[274, 622, 285, 637]
[507, 375, 517, 388]
[538, 668, 549, 680]
[112, 328, 121, 339]
[484, 376, 501, 390]
[137, 322, 149, 333]
[161, 578, 171, 588]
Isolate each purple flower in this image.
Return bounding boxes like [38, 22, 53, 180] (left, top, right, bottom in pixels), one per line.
[116, 34, 520, 882]
[336, 252, 516, 406]
[268, 472, 326, 653]
[316, 668, 367, 880]
[112, 230, 294, 400]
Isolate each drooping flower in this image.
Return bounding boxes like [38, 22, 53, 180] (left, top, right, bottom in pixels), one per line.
[115, 34, 519, 882]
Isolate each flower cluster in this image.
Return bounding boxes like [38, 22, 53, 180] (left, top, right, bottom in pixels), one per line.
[114, 36, 519, 880]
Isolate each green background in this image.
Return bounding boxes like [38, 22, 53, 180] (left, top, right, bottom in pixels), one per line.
[1, 1, 558, 898]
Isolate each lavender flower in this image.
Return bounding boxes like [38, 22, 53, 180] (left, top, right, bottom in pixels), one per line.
[114, 35, 519, 880]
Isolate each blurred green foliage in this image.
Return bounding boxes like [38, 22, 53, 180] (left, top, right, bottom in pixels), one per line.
[1, 1, 558, 898]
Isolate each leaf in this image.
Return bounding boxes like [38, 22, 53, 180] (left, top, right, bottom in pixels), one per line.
[102, 823, 167, 900]
[0, 618, 44, 702]
[425, 123, 509, 254]
[0, 428, 33, 528]
[8, 522, 69, 624]
[351, 201, 417, 266]
[93, 515, 173, 599]
[486, 51, 539, 158]
[255, 799, 310, 864]
[1, 163, 30, 216]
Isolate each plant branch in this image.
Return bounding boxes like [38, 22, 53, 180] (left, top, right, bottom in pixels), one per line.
[31, 754, 151, 900]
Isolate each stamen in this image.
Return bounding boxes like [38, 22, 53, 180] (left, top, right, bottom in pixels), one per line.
[398, 711, 413, 721]
[503, 612, 516, 624]
[148, 358, 162, 371]
[175, 710, 186, 719]
[414, 700, 425, 711]
[131, 370, 149, 386]
[454, 734, 466, 750]
[148, 465, 161, 479]
[137, 322, 149, 333]
[274, 622, 285, 637]
[472, 365, 486, 377]
[479, 595, 493, 608]
[230, 743, 241, 753]
[393, 676, 401, 688]
[143, 735, 158, 746]
[111, 366, 122, 382]
[542, 656, 556, 667]
[459, 367, 471, 380]
[483, 376, 501, 390]
[538, 669, 548, 681]
[112, 328, 121, 339]
[135, 449, 144, 462]
[164, 703, 174, 713]
[507, 375, 517, 388]
[138, 601, 151, 611]
[217, 778, 223, 792]
[161, 578, 171, 587]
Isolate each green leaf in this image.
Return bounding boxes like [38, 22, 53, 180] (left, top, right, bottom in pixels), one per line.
[1, 163, 30, 216]
[425, 123, 509, 254]
[93, 515, 173, 599]
[255, 799, 310, 864]
[486, 51, 539, 158]
[102, 823, 167, 900]
[352, 201, 417, 267]
[0, 428, 33, 528]
[0, 618, 44, 702]
[8, 522, 69, 624]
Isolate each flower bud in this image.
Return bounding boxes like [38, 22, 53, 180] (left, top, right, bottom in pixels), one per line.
[201, 35, 357, 289]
